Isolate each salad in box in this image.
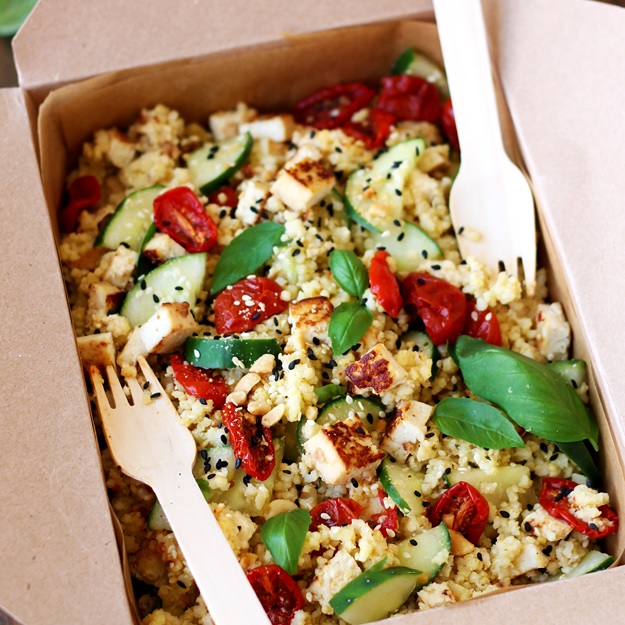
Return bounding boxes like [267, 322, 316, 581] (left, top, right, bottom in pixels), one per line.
[55, 38, 620, 625]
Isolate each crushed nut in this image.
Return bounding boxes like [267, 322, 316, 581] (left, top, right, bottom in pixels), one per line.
[261, 404, 286, 427]
[250, 354, 276, 374]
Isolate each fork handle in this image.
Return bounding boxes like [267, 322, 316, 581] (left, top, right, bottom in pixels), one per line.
[152, 470, 271, 625]
[433, 0, 506, 163]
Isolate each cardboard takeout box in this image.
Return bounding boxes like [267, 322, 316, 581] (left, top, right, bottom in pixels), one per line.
[2, 0, 625, 623]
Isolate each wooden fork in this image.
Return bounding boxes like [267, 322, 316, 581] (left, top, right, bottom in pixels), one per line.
[90, 356, 270, 625]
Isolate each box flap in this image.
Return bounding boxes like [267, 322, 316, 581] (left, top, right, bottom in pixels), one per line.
[487, 0, 625, 451]
[0, 89, 134, 625]
[13, 0, 432, 93]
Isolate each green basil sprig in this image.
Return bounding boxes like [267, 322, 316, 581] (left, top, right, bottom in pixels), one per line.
[314, 384, 346, 405]
[328, 302, 373, 355]
[433, 397, 525, 450]
[210, 222, 286, 294]
[329, 250, 369, 299]
[557, 441, 600, 485]
[261, 509, 311, 575]
[454, 336, 599, 450]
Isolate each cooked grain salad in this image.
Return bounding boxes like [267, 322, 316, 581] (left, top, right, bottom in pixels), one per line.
[59, 49, 618, 625]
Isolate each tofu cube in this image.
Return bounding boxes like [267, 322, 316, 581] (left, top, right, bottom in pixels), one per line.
[287, 143, 323, 166]
[346, 343, 408, 394]
[76, 332, 116, 370]
[240, 114, 295, 142]
[381, 399, 433, 462]
[270, 158, 335, 213]
[118, 302, 197, 368]
[236, 179, 270, 226]
[303, 415, 385, 485]
[307, 550, 362, 610]
[417, 582, 456, 609]
[523, 505, 572, 541]
[536, 302, 571, 361]
[209, 103, 257, 141]
[141, 233, 186, 266]
[512, 543, 550, 577]
[288, 297, 333, 348]
[100, 245, 138, 289]
[86, 281, 125, 329]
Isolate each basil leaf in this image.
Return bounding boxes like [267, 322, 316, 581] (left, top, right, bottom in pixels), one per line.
[455, 336, 599, 449]
[557, 441, 601, 486]
[315, 384, 345, 405]
[261, 509, 311, 575]
[329, 250, 369, 299]
[210, 222, 286, 294]
[433, 397, 525, 450]
[329, 302, 373, 355]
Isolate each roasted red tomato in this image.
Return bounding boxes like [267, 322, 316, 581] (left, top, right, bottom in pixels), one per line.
[214, 276, 288, 334]
[369, 250, 403, 318]
[247, 564, 305, 625]
[377, 75, 442, 123]
[401, 273, 467, 345]
[428, 481, 489, 544]
[208, 186, 238, 209]
[153, 186, 218, 253]
[293, 82, 375, 130]
[343, 108, 396, 149]
[441, 98, 459, 152]
[310, 497, 363, 531]
[539, 477, 619, 539]
[221, 402, 275, 481]
[371, 488, 399, 538]
[59, 175, 102, 233]
[464, 299, 502, 346]
[170, 354, 227, 409]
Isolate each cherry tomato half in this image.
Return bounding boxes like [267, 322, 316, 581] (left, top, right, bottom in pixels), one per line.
[370, 488, 399, 538]
[539, 477, 619, 539]
[247, 564, 305, 625]
[221, 402, 275, 481]
[170, 354, 227, 409]
[428, 481, 489, 545]
[401, 273, 467, 345]
[441, 98, 459, 152]
[153, 186, 218, 253]
[464, 299, 502, 346]
[214, 276, 288, 334]
[310, 497, 363, 531]
[293, 82, 375, 130]
[208, 186, 238, 209]
[343, 108, 396, 149]
[369, 250, 403, 318]
[59, 175, 102, 233]
[377, 75, 442, 123]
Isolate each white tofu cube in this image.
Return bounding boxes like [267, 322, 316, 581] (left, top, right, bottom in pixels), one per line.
[100, 245, 138, 289]
[381, 399, 433, 462]
[512, 542, 549, 577]
[417, 582, 456, 609]
[86, 282, 125, 329]
[236, 179, 270, 226]
[286, 143, 322, 166]
[288, 297, 333, 349]
[523, 505, 572, 541]
[141, 233, 186, 266]
[270, 158, 335, 213]
[303, 415, 385, 485]
[209, 103, 257, 141]
[346, 343, 408, 394]
[240, 114, 295, 142]
[536, 302, 571, 361]
[117, 302, 197, 368]
[76, 332, 116, 370]
[307, 550, 362, 610]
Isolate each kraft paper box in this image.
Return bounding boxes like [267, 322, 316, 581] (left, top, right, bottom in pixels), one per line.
[1, 1, 625, 624]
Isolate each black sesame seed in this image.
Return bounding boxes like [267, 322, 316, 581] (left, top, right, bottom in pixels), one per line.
[458, 226, 465, 234]
[243, 474, 252, 486]
[366, 413, 374, 424]
[542, 545, 553, 556]
[431, 264, 441, 270]
[313, 337, 320, 346]
[444, 467, 451, 475]
[395, 189, 402, 196]
[250, 206, 259, 214]
[152, 294, 160, 303]
[199, 449, 208, 460]
[351, 478, 359, 488]
[292, 248, 301, 257]
[422, 501, 430, 508]
[409, 539, 418, 546]
[335, 146, 343, 153]
[142, 381, 150, 390]
[174, 285, 183, 291]
[386, 173, 392, 180]
[140, 279, 147, 290]
[310, 130, 316, 139]
[477, 552, 483, 561]
[177, 580, 187, 589]
[322, 371, 330, 380]
[395, 337, 402, 350]
[425, 432, 435, 439]
[500, 510, 510, 518]
[352, 343, 361, 351]
[307, 347, 317, 360]
[392, 161, 402, 169]
[413, 490, 422, 497]
[540, 442, 549, 453]
[220, 434, 228, 445]
[589, 522, 599, 531]
[288, 359, 300, 370]
[397, 232, 405, 242]
[525, 522, 533, 532]
[329, 359, 337, 368]
[199, 397, 207, 405]
[206, 473, 216, 480]
[251, 312, 261, 320]
[549, 453, 559, 461]
[421, 249, 428, 259]
[417, 277, 426, 285]
[219, 208, 227, 218]
[355, 426, 366, 435]
[235, 458, 242, 469]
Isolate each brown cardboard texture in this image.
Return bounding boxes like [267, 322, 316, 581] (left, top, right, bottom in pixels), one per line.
[2, 0, 625, 623]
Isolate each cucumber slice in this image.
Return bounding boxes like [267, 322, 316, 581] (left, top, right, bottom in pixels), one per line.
[135, 222, 158, 279]
[401, 329, 440, 379]
[283, 421, 300, 463]
[559, 550, 614, 579]
[330, 564, 421, 625]
[94, 185, 163, 251]
[120, 252, 207, 328]
[147, 478, 211, 531]
[447, 464, 530, 506]
[392, 48, 449, 99]
[378, 457, 425, 516]
[396, 524, 451, 588]
[187, 133, 253, 196]
[548, 359, 588, 390]
[372, 220, 442, 273]
[185, 337, 282, 369]
[314, 384, 346, 405]
[345, 138, 426, 232]
[297, 396, 386, 453]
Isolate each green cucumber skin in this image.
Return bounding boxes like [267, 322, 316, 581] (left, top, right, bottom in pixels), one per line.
[94, 185, 163, 251]
[185, 337, 282, 369]
[401, 329, 440, 379]
[378, 458, 424, 516]
[548, 359, 588, 390]
[447, 464, 531, 506]
[396, 524, 451, 588]
[120, 252, 207, 328]
[559, 550, 614, 579]
[135, 222, 158, 280]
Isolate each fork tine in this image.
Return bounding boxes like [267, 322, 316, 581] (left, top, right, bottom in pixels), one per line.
[136, 356, 165, 392]
[89, 366, 110, 409]
[105, 365, 128, 408]
[126, 375, 145, 405]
